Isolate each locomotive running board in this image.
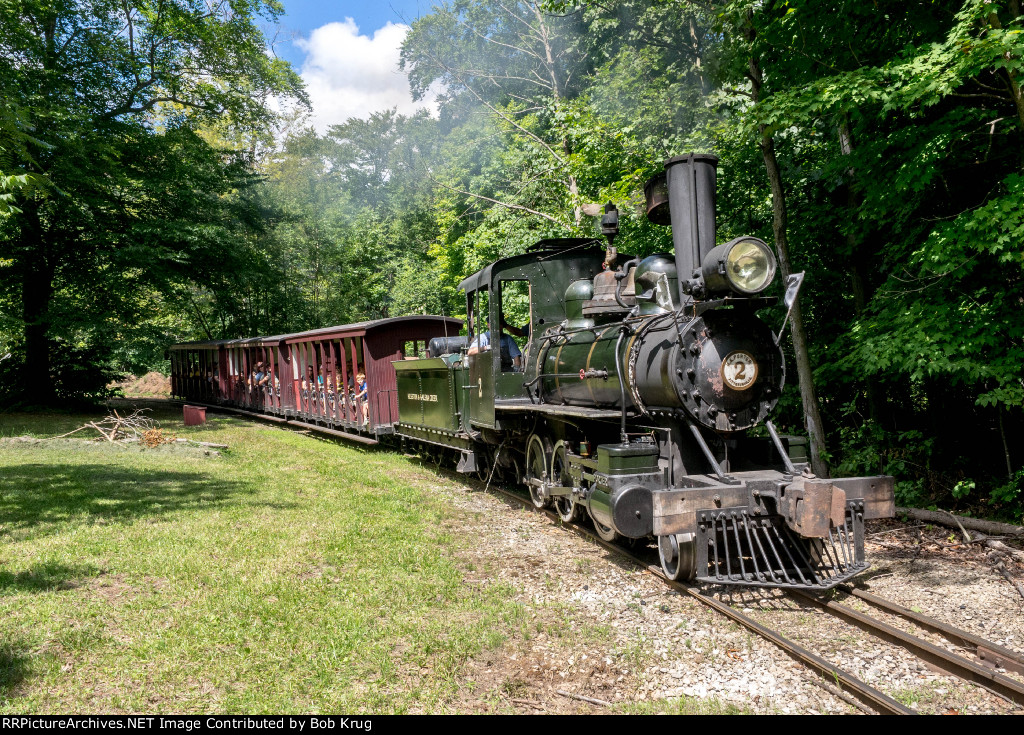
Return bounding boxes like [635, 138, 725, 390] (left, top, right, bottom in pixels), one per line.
[694, 501, 868, 590]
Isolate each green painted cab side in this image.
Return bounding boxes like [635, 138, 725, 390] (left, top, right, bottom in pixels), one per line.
[454, 363, 471, 434]
[467, 350, 495, 429]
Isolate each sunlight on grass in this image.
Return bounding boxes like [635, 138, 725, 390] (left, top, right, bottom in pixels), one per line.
[0, 407, 518, 713]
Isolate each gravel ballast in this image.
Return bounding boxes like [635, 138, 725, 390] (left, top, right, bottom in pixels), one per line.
[431, 475, 1024, 715]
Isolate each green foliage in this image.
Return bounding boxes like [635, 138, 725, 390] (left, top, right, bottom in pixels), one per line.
[952, 479, 976, 500]
[991, 471, 1024, 520]
[0, 0, 305, 403]
[3, 0, 1023, 520]
[706, 0, 1024, 518]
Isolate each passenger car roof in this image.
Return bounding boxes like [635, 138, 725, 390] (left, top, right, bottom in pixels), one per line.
[170, 315, 463, 349]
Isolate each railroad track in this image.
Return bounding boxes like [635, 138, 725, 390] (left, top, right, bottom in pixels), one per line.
[789, 587, 1024, 709]
[481, 479, 1024, 715]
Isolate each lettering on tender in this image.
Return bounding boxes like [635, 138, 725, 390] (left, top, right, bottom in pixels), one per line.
[406, 393, 438, 402]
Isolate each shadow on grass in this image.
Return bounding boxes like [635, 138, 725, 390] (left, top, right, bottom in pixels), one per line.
[0, 462, 264, 536]
[0, 562, 103, 596]
[0, 641, 31, 695]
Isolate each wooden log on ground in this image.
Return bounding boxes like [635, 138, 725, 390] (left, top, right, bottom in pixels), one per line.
[986, 539, 1024, 563]
[895, 507, 1024, 537]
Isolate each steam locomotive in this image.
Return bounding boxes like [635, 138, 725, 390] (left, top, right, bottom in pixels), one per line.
[171, 153, 895, 591]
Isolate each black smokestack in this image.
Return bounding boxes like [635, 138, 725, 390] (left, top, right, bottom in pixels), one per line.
[663, 153, 718, 304]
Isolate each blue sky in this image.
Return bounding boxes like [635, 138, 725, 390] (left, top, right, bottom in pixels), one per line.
[268, 1, 439, 130]
[273, 1, 431, 67]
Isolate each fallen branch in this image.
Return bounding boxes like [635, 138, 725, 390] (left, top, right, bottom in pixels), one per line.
[993, 561, 1024, 601]
[556, 690, 611, 708]
[985, 539, 1024, 563]
[87, 421, 114, 442]
[895, 507, 1024, 537]
[867, 540, 907, 551]
[868, 524, 925, 537]
[53, 425, 90, 439]
[48, 409, 161, 443]
[510, 698, 545, 711]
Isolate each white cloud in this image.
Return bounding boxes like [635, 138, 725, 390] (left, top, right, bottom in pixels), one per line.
[296, 19, 437, 131]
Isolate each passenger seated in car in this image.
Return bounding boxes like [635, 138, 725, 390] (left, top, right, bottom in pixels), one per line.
[249, 361, 266, 387]
[467, 323, 523, 371]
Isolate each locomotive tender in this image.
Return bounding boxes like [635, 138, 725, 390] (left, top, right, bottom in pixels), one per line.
[171, 153, 895, 591]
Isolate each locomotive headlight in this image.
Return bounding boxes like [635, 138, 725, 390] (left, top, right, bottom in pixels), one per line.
[701, 237, 777, 295]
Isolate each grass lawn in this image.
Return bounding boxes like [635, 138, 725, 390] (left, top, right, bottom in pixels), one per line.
[0, 406, 523, 713]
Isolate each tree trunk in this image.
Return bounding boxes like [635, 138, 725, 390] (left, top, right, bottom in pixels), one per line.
[531, 4, 583, 227]
[998, 405, 1013, 480]
[688, 16, 709, 94]
[758, 119, 830, 478]
[746, 19, 830, 477]
[987, 8, 1024, 131]
[21, 256, 55, 404]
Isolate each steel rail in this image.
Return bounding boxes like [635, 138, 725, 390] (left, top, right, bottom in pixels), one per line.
[488, 485, 913, 715]
[838, 584, 1024, 677]
[790, 589, 1024, 707]
[662, 575, 913, 714]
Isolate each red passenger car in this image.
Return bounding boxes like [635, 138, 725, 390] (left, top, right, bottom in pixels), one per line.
[170, 316, 462, 443]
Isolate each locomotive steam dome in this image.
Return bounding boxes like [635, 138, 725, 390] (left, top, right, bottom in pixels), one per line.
[634, 254, 678, 315]
[563, 279, 595, 328]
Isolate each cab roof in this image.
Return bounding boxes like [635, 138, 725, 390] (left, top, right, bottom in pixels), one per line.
[457, 238, 601, 293]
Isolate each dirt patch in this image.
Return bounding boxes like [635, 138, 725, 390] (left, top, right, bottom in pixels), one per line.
[82, 572, 136, 605]
[112, 372, 171, 398]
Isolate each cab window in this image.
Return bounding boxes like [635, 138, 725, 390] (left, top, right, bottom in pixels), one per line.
[498, 280, 530, 373]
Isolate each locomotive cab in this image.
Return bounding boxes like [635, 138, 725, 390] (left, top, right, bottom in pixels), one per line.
[457, 240, 616, 425]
